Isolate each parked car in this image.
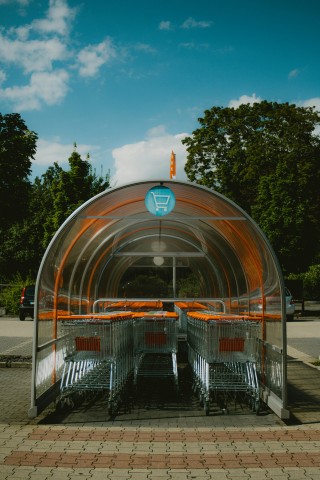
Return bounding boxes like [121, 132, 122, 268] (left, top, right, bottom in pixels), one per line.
[285, 287, 295, 321]
[251, 286, 295, 321]
[19, 285, 35, 321]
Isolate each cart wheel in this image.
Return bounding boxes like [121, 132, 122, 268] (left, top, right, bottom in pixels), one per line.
[108, 403, 114, 417]
[66, 397, 74, 408]
[57, 396, 71, 410]
[174, 381, 179, 395]
[55, 399, 63, 411]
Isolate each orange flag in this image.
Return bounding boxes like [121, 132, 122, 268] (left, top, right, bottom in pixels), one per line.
[170, 150, 176, 179]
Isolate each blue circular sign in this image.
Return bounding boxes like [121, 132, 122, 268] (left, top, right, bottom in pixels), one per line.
[145, 185, 176, 216]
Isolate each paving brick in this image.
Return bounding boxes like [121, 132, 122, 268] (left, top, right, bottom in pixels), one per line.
[1, 349, 320, 479]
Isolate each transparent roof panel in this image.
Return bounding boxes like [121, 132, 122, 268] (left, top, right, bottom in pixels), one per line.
[37, 180, 284, 314]
[34, 178, 284, 353]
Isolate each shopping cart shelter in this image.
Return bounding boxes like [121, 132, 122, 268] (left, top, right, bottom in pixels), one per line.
[29, 180, 289, 419]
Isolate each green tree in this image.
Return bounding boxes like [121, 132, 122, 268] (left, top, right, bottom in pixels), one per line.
[121, 274, 169, 297]
[0, 163, 64, 279]
[0, 142, 110, 280]
[303, 264, 320, 299]
[0, 113, 38, 281]
[0, 113, 37, 227]
[41, 145, 110, 246]
[287, 264, 320, 300]
[0, 273, 35, 315]
[183, 101, 320, 273]
[176, 273, 202, 297]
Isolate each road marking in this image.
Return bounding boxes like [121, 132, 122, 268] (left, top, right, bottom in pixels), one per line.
[1, 338, 32, 354]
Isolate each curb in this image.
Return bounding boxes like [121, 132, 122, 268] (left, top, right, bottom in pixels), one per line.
[0, 355, 32, 368]
[0, 360, 32, 368]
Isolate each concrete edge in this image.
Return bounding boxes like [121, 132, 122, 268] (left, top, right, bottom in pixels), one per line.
[0, 361, 32, 368]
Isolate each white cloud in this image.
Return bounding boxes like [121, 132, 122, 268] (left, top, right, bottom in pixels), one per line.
[288, 68, 300, 79]
[0, 0, 123, 110]
[159, 20, 171, 31]
[111, 128, 189, 186]
[34, 139, 73, 167]
[32, 0, 77, 36]
[228, 93, 262, 108]
[0, 33, 68, 73]
[0, 69, 69, 110]
[133, 43, 156, 54]
[0, 1, 76, 109]
[300, 98, 320, 136]
[0, 0, 84, 110]
[77, 38, 116, 77]
[33, 138, 101, 173]
[0, 0, 29, 4]
[181, 17, 212, 29]
[302, 97, 320, 111]
[214, 46, 234, 54]
[0, 69, 6, 84]
[178, 42, 209, 51]
[179, 42, 196, 49]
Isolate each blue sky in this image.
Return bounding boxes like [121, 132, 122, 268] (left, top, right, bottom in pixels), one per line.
[1, 0, 320, 186]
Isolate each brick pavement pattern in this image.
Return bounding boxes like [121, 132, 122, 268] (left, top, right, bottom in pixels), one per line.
[1, 425, 320, 479]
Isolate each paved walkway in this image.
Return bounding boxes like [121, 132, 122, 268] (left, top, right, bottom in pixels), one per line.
[0, 314, 320, 479]
[1, 423, 320, 480]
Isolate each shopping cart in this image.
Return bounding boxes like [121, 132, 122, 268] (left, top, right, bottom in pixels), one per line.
[187, 311, 261, 415]
[174, 301, 207, 334]
[58, 312, 133, 415]
[132, 311, 179, 387]
[151, 191, 170, 212]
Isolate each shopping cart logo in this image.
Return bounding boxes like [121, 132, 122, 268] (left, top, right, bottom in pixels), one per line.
[151, 191, 170, 212]
[145, 185, 176, 216]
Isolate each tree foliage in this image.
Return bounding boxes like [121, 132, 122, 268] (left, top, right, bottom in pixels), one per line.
[0, 118, 110, 281]
[183, 101, 320, 273]
[0, 113, 37, 227]
[288, 264, 320, 300]
[121, 274, 169, 297]
[40, 146, 110, 246]
[0, 273, 35, 315]
[176, 273, 202, 297]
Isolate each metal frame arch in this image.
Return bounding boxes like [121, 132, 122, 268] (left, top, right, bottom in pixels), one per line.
[30, 179, 288, 420]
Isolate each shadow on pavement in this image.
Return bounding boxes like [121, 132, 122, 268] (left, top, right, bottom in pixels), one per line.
[285, 359, 320, 425]
[38, 363, 274, 426]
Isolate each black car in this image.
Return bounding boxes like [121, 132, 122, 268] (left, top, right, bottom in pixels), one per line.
[19, 284, 35, 320]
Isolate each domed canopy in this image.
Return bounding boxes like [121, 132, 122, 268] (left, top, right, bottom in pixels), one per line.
[30, 180, 288, 419]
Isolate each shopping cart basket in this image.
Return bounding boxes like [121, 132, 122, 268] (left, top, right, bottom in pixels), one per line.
[133, 311, 179, 386]
[174, 301, 207, 334]
[58, 312, 133, 415]
[187, 311, 261, 415]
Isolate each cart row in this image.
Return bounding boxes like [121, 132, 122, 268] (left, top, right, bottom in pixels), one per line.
[57, 307, 263, 416]
[58, 311, 178, 414]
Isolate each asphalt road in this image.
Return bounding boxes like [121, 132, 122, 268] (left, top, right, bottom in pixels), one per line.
[0, 316, 34, 357]
[287, 320, 320, 359]
[0, 310, 319, 361]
